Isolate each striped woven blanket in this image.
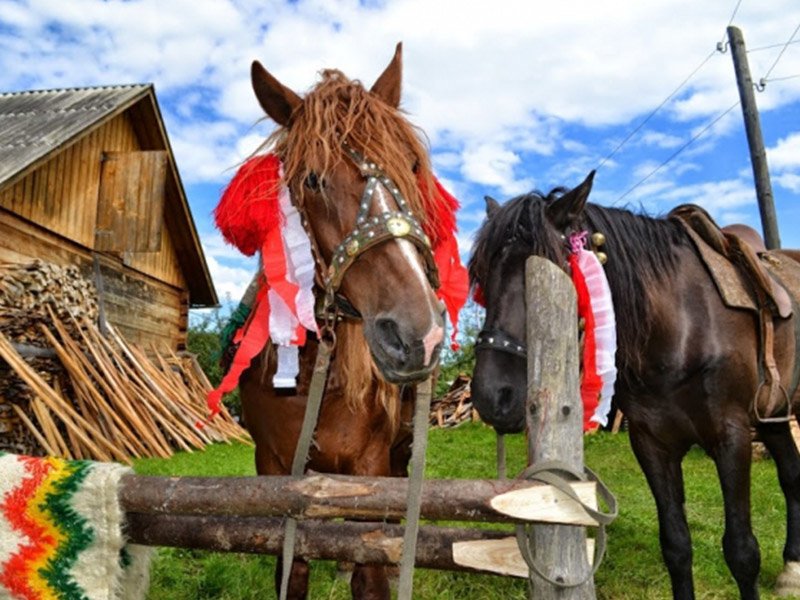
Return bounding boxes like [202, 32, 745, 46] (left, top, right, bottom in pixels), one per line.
[0, 453, 150, 600]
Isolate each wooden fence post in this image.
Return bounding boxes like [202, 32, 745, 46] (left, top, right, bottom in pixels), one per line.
[525, 256, 595, 599]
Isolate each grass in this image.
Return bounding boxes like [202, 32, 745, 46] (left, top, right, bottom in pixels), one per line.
[134, 424, 791, 599]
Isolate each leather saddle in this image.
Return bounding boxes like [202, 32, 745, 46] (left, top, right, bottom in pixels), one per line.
[670, 204, 797, 422]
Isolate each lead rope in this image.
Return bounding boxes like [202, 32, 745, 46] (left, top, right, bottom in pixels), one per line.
[496, 433, 507, 480]
[278, 337, 334, 600]
[397, 377, 433, 600]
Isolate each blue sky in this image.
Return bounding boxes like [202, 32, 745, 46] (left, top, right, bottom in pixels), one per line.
[1, 0, 799, 306]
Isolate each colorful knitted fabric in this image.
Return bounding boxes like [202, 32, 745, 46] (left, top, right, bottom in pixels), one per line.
[0, 453, 151, 600]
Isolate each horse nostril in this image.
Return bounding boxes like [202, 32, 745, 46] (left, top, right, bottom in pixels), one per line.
[375, 318, 409, 363]
[497, 386, 515, 417]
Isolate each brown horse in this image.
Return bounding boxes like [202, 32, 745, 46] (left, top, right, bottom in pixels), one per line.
[468, 172, 800, 599]
[236, 46, 447, 599]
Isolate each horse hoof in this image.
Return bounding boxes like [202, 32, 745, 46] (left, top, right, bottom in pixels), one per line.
[775, 561, 800, 597]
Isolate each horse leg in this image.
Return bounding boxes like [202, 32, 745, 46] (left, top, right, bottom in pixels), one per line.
[629, 426, 695, 599]
[711, 428, 760, 600]
[274, 558, 309, 600]
[757, 421, 800, 596]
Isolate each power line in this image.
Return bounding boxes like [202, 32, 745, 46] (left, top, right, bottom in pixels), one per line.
[719, 0, 744, 48]
[747, 39, 800, 53]
[596, 50, 717, 171]
[762, 22, 800, 82]
[762, 73, 800, 83]
[614, 101, 741, 204]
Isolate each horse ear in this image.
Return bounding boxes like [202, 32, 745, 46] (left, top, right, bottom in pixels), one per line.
[485, 195, 500, 218]
[370, 42, 403, 108]
[251, 60, 302, 126]
[546, 170, 595, 229]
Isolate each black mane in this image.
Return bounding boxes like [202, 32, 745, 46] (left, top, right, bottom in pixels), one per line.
[469, 190, 691, 375]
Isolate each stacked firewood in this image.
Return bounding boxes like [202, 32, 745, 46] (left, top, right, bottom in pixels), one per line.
[430, 374, 478, 428]
[0, 261, 249, 463]
[0, 260, 98, 339]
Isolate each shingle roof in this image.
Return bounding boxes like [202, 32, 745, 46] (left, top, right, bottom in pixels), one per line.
[0, 84, 150, 188]
[0, 84, 217, 307]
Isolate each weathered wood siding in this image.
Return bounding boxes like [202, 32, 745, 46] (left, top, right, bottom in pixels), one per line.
[0, 209, 184, 349]
[0, 112, 189, 349]
[0, 112, 184, 289]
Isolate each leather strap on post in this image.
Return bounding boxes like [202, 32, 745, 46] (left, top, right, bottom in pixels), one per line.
[514, 460, 618, 589]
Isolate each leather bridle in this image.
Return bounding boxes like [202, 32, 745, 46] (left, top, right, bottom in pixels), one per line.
[300, 143, 440, 336]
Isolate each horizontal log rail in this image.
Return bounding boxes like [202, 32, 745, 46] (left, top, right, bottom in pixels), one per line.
[120, 472, 599, 526]
[126, 513, 523, 576]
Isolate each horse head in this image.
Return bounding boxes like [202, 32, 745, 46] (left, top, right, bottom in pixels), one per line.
[251, 44, 445, 384]
[468, 172, 595, 433]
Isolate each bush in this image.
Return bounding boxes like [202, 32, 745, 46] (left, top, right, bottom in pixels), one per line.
[186, 307, 241, 417]
[435, 300, 484, 397]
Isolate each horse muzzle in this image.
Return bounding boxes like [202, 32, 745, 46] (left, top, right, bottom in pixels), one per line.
[471, 359, 527, 434]
[366, 317, 443, 384]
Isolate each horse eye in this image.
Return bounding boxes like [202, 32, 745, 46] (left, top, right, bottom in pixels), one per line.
[304, 172, 321, 191]
[412, 160, 420, 174]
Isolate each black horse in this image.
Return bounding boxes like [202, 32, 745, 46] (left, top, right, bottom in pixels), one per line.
[468, 171, 800, 599]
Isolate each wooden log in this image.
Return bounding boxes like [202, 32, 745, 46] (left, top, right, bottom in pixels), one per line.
[453, 538, 596, 579]
[10, 403, 56, 456]
[119, 473, 598, 526]
[0, 331, 128, 463]
[80, 321, 173, 458]
[125, 513, 515, 575]
[39, 321, 142, 459]
[525, 256, 594, 598]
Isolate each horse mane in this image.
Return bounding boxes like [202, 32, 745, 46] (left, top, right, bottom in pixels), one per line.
[469, 190, 691, 375]
[331, 321, 399, 430]
[583, 203, 690, 374]
[266, 69, 440, 234]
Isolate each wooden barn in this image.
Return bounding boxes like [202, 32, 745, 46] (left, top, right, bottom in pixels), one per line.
[0, 84, 218, 350]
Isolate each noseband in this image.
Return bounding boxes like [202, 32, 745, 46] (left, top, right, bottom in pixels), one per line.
[475, 328, 527, 358]
[304, 144, 440, 330]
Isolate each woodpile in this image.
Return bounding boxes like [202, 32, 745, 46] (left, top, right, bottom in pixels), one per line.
[0, 261, 249, 463]
[430, 374, 478, 428]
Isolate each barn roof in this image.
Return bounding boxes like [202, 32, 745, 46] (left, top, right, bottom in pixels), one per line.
[0, 84, 218, 307]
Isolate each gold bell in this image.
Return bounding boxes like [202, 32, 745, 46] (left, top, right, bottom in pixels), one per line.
[591, 232, 606, 248]
[596, 251, 608, 265]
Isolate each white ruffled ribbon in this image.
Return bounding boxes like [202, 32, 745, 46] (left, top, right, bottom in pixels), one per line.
[268, 171, 317, 388]
[577, 249, 618, 427]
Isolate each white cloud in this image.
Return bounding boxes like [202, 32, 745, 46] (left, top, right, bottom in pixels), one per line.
[460, 143, 534, 196]
[659, 178, 756, 213]
[776, 173, 800, 193]
[4, 0, 800, 292]
[769, 132, 800, 171]
[640, 131, 684, 149]
[200, 232, 258, 303]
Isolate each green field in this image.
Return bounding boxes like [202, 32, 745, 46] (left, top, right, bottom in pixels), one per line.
[135, 424, 792, 599]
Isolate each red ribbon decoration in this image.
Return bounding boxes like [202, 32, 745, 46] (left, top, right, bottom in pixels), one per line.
[569, 253, 602, 432]
[201, 282, 271, 425]
[420, 176, 469, 349]
[206, 157, 469, 422]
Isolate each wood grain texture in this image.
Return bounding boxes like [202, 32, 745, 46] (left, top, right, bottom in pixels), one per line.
[525, 256, 595, 598]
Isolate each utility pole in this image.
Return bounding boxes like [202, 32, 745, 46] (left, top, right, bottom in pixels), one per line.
[727, 25, 781, 249]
